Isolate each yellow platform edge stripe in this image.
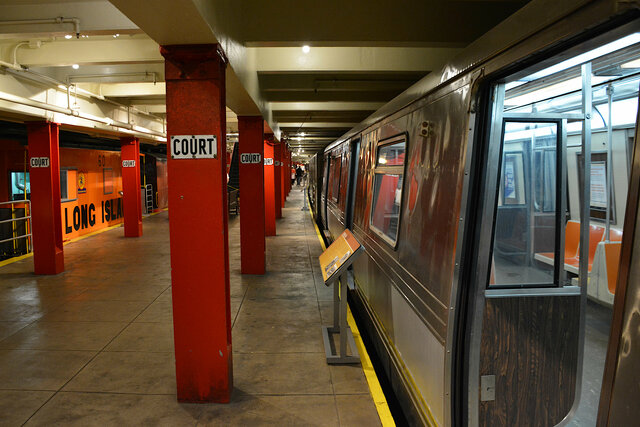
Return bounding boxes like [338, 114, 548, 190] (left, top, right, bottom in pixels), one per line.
[0, 208, 168, 269]
[307, 205, 396, 427]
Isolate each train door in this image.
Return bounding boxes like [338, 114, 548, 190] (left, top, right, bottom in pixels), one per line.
[321, 153, 330, 229]
[463, 26, 640, 426]
[345, 138, 361, 229]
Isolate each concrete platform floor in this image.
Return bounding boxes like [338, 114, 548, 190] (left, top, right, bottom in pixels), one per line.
[0, 187, 381, 426]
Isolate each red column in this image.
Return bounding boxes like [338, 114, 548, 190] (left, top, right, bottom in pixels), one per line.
[264, 141, 276, 236]
[238, 116, 265, 274]
[161, 44, 232, 403]
[120, 137, 142, 237]
[27, 122, 64, 275]
[274, 142, 282, 219]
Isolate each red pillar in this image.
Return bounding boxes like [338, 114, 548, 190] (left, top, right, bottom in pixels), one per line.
[27, 122, 64, 275]
[161, 44, 232, 403]
[120, 137, 142, 237]
[238, 116, 265, 274]
[264, 141, 276, 236]
[274, 142, 282, 219]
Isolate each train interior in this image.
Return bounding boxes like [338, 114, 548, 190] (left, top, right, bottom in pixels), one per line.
[488, 29, 640, 424]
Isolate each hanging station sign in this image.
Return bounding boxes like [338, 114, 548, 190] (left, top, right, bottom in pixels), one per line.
[170, 135, 217, 159]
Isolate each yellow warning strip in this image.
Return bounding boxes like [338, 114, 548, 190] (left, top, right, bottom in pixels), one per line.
[0, 209, 169, 269]
[308, 206, 395, 427]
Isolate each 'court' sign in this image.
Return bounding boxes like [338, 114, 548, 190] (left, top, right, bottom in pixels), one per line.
[170, 135, 217, 159]
[240, 153, 262, 164]
[30, 157, 50, 168]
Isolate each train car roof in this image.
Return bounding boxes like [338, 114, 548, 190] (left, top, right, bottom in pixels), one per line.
[324, 0, 632, 152]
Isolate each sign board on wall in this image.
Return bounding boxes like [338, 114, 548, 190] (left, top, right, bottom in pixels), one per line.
[170, 135, 217, 159]
[264, 158, 274, 166]
[122, 160, 136, 168]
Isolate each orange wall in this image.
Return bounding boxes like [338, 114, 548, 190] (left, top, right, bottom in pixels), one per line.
[59, 147, 124, 241]
[1, 140, 168, 241]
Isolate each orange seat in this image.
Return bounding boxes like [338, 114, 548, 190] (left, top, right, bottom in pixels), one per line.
[608, 228, 623, 242]
[535, 220, 580, 264]
[564, 223, 605, 273]
[604, 242, 621, 294]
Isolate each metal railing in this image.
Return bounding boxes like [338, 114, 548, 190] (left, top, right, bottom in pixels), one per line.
[0, 200, 32, 252]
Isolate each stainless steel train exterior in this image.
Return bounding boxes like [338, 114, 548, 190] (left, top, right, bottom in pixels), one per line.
[309, 0, 640, 425]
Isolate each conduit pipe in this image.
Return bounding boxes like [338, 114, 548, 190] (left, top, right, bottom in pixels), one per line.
[0, 17, 80, 38]
[0, 91, 166, 141]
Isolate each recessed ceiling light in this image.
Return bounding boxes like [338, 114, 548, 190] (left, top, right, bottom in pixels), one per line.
[64, 34, 72, 39]
[72, 64, 79, 69]
[302, 45, 310, 54]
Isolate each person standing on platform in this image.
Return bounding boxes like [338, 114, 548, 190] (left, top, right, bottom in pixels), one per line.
[295, 165, 303, 186]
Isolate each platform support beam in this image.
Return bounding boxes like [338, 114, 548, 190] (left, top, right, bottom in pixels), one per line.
[264, 139, 276, 236]
[274, 141, 282, 219]
[281, 145, 287, 205]
[161, 43, 232, 403]
[120, 137, 142, 237]
[238, 116, 266, 274]
[27, 121, 64, 275]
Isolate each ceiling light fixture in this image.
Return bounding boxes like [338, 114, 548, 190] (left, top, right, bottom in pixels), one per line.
[302, 45, 310, 54]
[72, 64, 79, 69]
[64, 34, 72, 39]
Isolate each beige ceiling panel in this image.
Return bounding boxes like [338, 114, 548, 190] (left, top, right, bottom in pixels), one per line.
[254, 47, 461, 72]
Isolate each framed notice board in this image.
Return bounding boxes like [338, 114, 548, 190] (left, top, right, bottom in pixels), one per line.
[319, 229, 363, 284]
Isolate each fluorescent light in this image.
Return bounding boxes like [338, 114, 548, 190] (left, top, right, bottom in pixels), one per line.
[621, 58, 640, 69]
[302, 45, 310, 54]
[525, 33, 640, 80]
[72, 64, 79, 69]
[64, 34, 72, 40]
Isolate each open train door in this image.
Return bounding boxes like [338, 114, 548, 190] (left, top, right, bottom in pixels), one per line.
[460, 24, 640, 426]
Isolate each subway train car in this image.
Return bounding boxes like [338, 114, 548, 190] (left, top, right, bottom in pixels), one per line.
[0, 123, 168, 259]
[310, 1, 640, 425]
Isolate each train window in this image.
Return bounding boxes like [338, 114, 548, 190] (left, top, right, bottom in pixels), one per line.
[370, 138, 406, 246]
[60, 169, 77, 202]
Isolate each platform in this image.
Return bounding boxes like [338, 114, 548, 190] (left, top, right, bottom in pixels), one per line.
[0, 188, 381, 426]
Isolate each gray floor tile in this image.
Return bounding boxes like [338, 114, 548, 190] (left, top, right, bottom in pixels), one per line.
[63, 351, 176, 394]
[0, 349, 95, 390]
[197, 392, 339, 426]
[40, 300, 149, 323]
[25, 392, 202, 426]
[0, 390, 54, 427]
[105, 322, 174, 352]
[0, 321, 126, 351]
[335, 394, 382, 426]
[233, 352, 333, 395]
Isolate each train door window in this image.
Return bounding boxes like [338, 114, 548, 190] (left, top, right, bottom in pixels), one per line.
[103, 168, 113, 195]
[370, 136, 406, 246]
[9, 172, 29, 201]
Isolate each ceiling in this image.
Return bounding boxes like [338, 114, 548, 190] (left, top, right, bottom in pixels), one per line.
[0, 0, 531, 161]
